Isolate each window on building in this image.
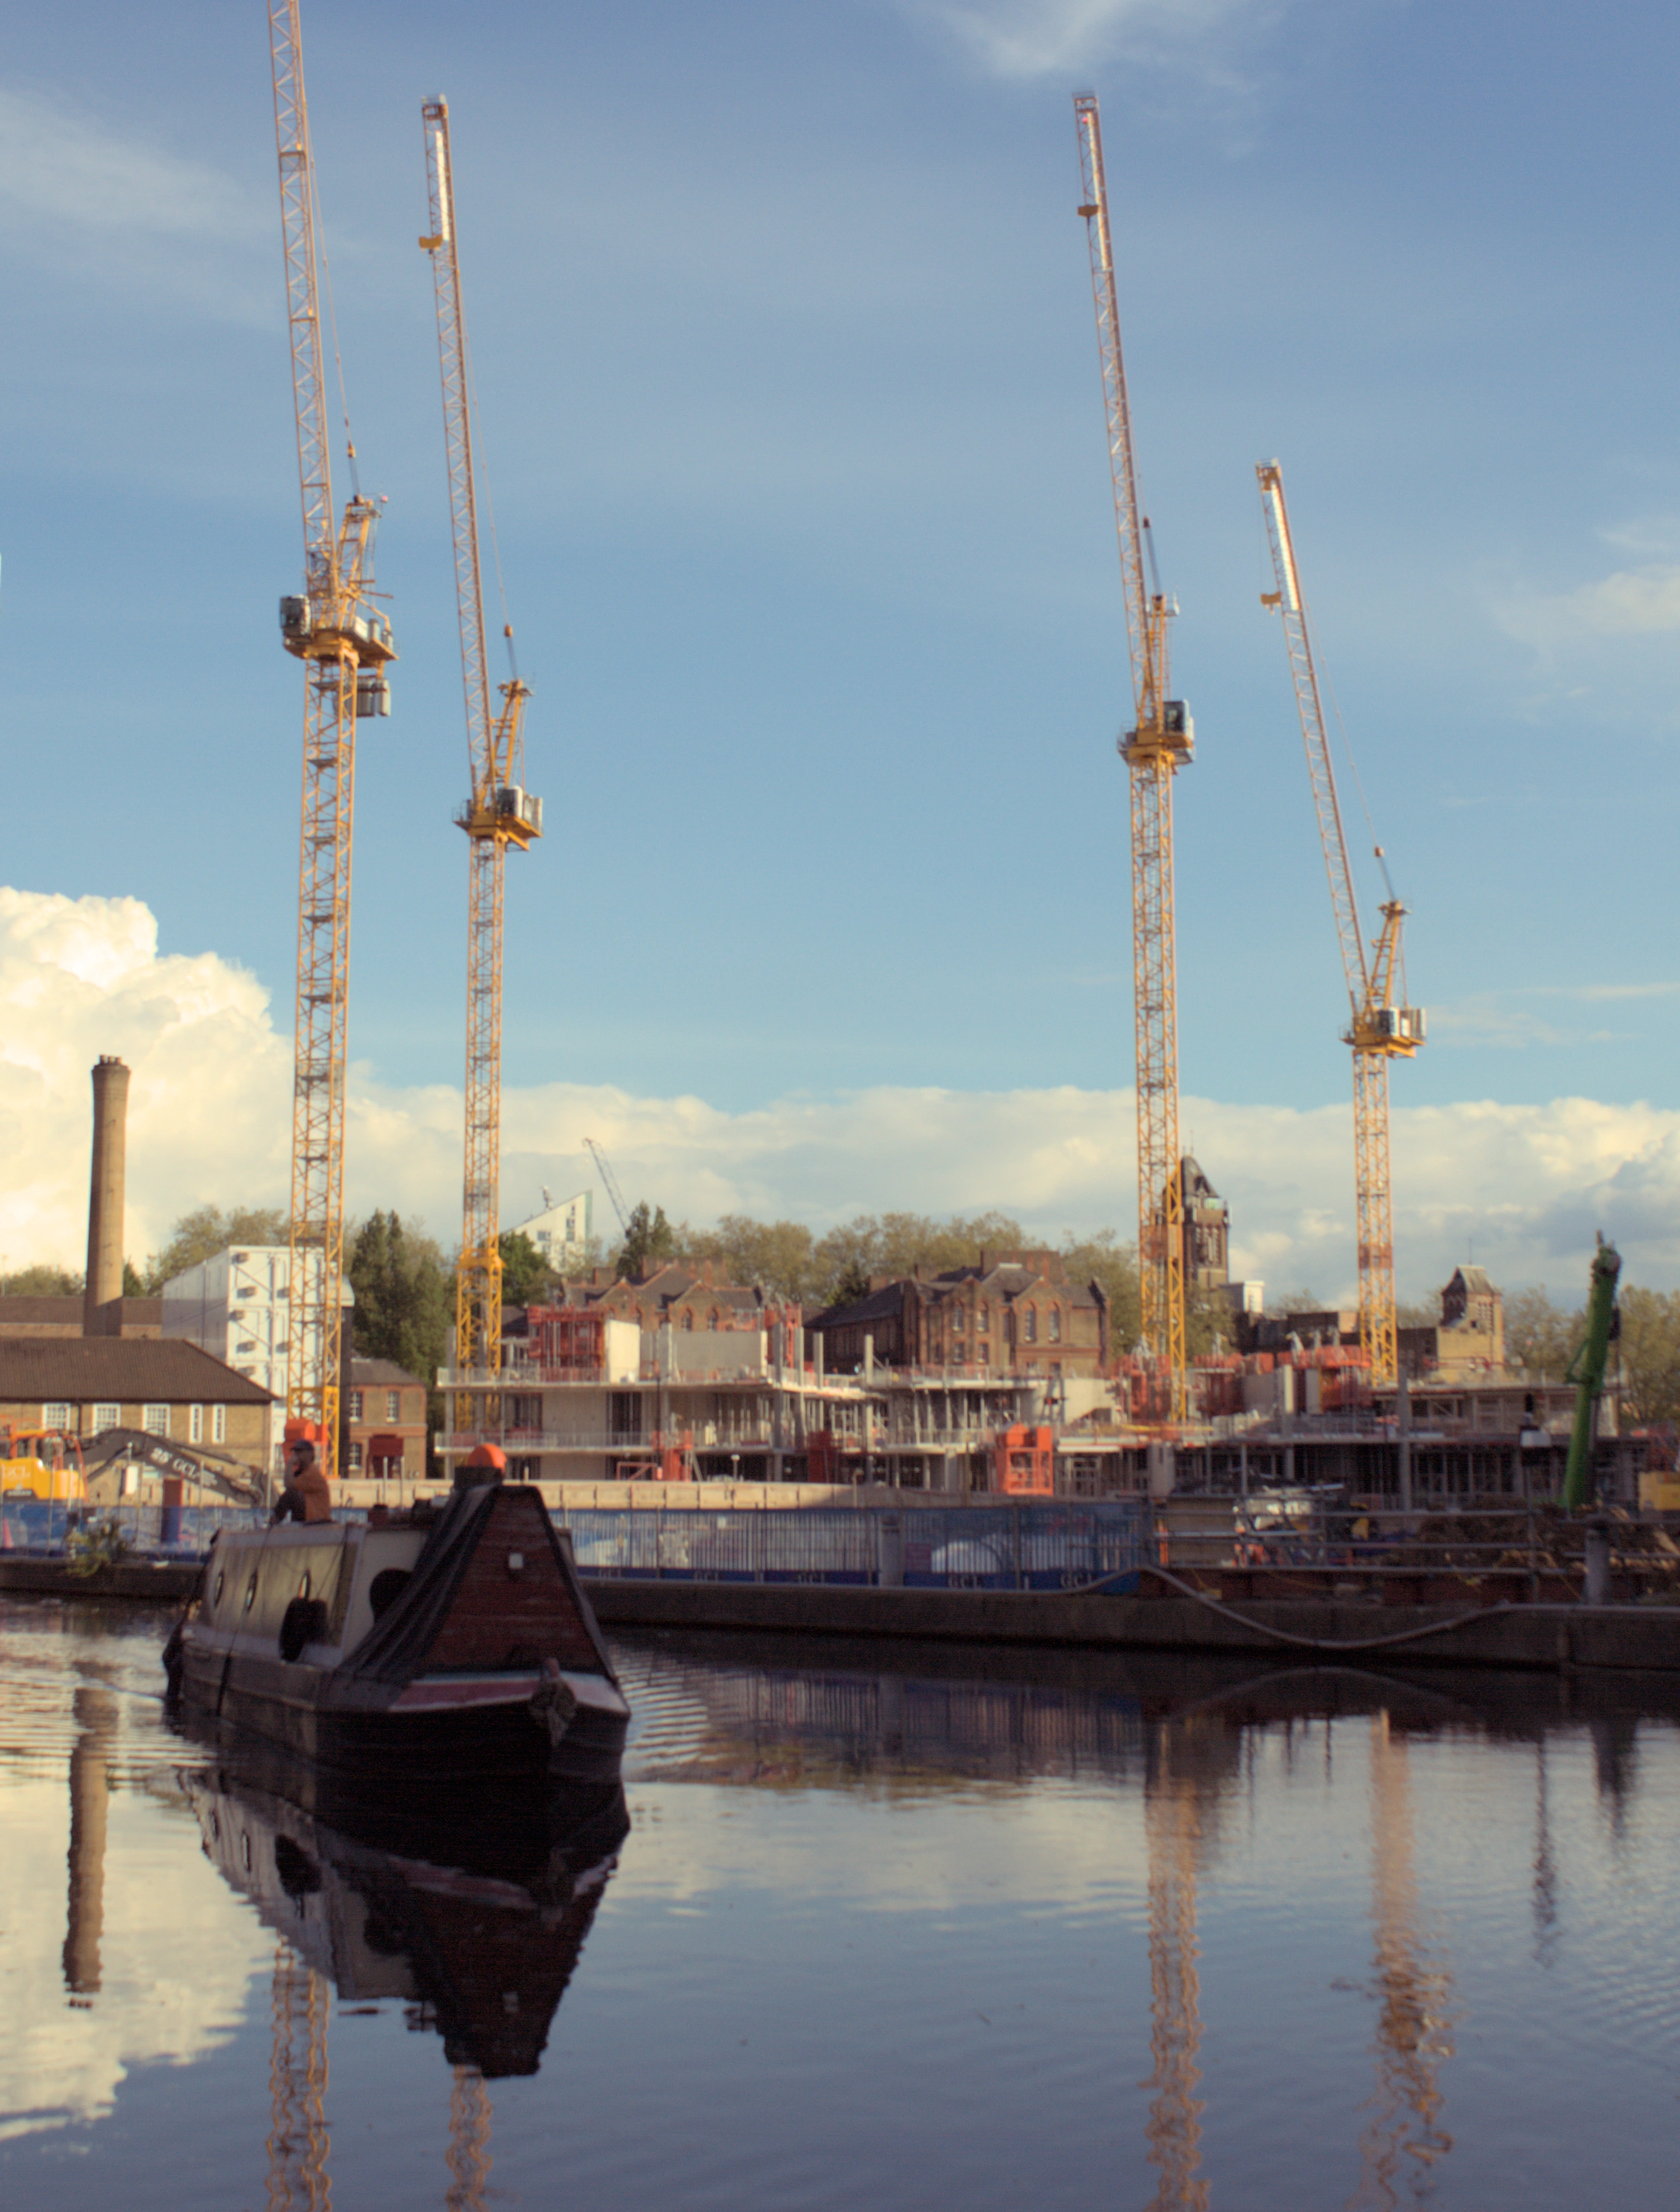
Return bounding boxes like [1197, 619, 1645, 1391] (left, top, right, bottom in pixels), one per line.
[1023, 1307, 1038, 1343]
[346, 1440, 364, 1472]
[979, 1303, 989, 1331]
[348, 1391, 364, 1420]
[709, 1308, 720, 1332]
[142, 1404, 169, 1437]
[189, 1404, 204, 1443]
[953, 1307, 965, 1334]
[212, 1405, 226, 1443]
[681, 1310, 694, 1331]
[232, 1251, 249, 1263]
[91, 1402, 119, 1435]
[238, 1341, 257, 1354]
[42, 1401, 72, 1432]
[1049, 1306, 1062, 1343]
[386, 1390, 400, 1422]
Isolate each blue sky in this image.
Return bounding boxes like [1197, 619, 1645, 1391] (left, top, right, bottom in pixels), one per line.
[2, 0, 1678, 1294]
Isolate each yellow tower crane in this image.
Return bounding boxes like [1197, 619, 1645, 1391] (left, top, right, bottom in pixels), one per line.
[269, 0, 395, 1475]
[419, 99, 540, 1425]
[1256, 462, 1424, 1387]
[1075, 95, 1195, 1417]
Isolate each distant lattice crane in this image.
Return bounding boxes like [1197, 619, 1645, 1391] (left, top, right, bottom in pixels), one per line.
[583, 1138, 630, 1236]
[420, 98, 540, 1410]
[1256, 462, 1424, 1386]
[1075, 95, 1195, 1418]
[269, 0, 396, 1475]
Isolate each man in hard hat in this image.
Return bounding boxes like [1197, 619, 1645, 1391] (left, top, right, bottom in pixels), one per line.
[272, 1436, 332, 1524]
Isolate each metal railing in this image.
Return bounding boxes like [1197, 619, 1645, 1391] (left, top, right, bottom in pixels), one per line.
[554, 1499, 1146, 1591]
[1162, 1499, 1680, 1597]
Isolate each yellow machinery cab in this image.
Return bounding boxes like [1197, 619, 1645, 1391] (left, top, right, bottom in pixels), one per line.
[0, 1427, 88, 1505]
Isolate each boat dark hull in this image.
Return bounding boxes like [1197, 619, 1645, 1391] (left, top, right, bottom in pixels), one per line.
[171, 1482, 629, 1788]
[176, 1648, 628, 1784]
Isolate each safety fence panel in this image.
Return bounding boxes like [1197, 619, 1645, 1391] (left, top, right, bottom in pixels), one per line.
[554, 1501, 1144, 1591]
[900, 1504, 1145, 1593]
[0, 1500, 267, 1558]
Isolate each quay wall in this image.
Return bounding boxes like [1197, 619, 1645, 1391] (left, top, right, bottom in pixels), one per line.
[4, 1551, 1679, 1673]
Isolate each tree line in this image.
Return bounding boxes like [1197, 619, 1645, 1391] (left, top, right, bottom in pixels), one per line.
[9, 1200, 1680, 1425]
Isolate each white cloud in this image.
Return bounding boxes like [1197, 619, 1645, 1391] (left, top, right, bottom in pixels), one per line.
[898, 0, 1288, 80]
[1501, 562, 1680, 643]
[3, 888, 1675, 1302]
[0, 87, 255, 239]
[0, 85, 268, 328]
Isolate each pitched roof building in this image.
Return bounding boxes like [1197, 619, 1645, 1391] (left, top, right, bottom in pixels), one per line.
[0, 1338, 276, 1486]
[809, 1252, 1108, 1379]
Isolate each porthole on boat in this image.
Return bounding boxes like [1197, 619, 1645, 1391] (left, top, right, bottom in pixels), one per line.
[368, 1567, 411, 1620]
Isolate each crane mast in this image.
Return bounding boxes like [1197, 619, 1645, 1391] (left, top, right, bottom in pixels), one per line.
[1075, 95, 1194, 1413]
[420, 99, 540, 1418]
[270, 0, 395, 1476]
[1256, 462, 1423, 1387]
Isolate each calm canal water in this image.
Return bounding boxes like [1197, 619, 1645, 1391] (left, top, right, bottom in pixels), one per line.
[3, 1596, 1678, 2210]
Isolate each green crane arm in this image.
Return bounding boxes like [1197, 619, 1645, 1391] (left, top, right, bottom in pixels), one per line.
[1563, 1238, 1621, 1510]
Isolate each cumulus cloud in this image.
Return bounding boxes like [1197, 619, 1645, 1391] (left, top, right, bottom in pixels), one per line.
[0, 87, 268, 325]
[898, 0, 1289, 80]
[1500, 562, 1680, 644]
[3, 887, 1676, 1302]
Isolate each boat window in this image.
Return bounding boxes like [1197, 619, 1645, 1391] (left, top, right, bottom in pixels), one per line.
[213, 1570, 225, 1607]
[244, 1573, 258, 1613]
[298, 1571, 311, 1601]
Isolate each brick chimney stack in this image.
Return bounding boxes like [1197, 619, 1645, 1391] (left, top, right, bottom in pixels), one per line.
[83, 1056, 131, 1337]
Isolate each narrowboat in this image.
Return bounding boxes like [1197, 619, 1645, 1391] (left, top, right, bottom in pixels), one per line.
[166, 1469, 629, 1783]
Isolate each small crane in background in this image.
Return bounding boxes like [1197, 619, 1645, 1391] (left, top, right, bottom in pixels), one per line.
[1257, 461, 1424, 1387]
[583, 1138, 631, 1239]
[420, 98, 541, 1424]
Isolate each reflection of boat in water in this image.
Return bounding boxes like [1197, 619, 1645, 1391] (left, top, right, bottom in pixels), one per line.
[182, 1761, 629, 2077]
[168, 1470, 629, 1785]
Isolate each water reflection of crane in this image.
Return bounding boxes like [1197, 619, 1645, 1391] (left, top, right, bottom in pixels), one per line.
[1351, 1713, 1453, 2210]
[446, 2068, 492, 2211]
[1140, 1714, 1240, 2212]
[267, 1942, 332, 2212]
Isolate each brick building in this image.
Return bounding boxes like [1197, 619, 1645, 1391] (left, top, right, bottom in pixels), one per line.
[810, 1252, 1108, 1380]
[0, 1339, 276, 1490]
[343, 1357, 429, 1482]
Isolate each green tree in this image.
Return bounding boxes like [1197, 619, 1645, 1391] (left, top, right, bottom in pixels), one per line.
[142, 1204, 289, 1292]
[684, 1214, 820, 1302]
[1, 1262, 84, 1296]
[122, 1259, 144, 1297]
[615, 1201, 677, 1282]
[1617, 1285, 1680, 1426]
[1058, 1229, 1141, 1353]
[346, 1212, 453, 1386]
[498, 1229, 553, 1308]
[1504, 1285, 1584, 1379]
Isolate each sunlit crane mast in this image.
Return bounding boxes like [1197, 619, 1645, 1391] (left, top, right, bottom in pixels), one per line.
[270, 0, 395, 1473]
[1256, 462, 1424, 1387]
[419, 100, 540, 1418]
[1075, 95, 1194, 1413]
